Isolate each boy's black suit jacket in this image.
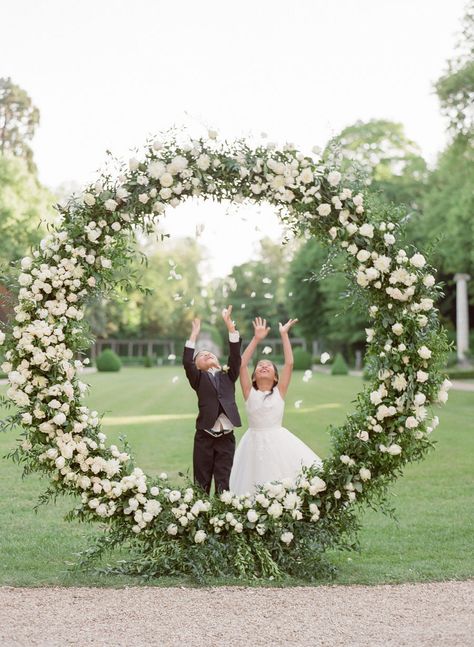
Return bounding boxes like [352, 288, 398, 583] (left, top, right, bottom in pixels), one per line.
[182, 339, 242, 430]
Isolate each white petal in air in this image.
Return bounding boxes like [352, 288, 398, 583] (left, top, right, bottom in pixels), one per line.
[320, 353, 331, 364]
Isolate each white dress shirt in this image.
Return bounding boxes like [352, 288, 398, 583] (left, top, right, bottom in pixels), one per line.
[185, 331, 239, 433]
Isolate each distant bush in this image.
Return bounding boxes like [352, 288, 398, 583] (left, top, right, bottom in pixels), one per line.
[331, 352, 349, 376]
[446, 368, 474, 379]
[292, 347, 313, 370]
[96, 349, 122, 372]
[143, 354, 153, 368]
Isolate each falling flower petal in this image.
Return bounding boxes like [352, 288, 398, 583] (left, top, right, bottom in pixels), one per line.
[168, 354, 176, 361]
[294, 400, 303, 409]
[264, 293, 273, 299]
[241, 303, 246, 309]
[262, 277, 272, 284]
[172, 376, 179, 383]
[262, 346, 272, 355]
[320, 352, 331, 364]
[250, 291, 256, 298]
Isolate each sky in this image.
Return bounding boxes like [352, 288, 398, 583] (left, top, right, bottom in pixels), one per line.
[1, 0, 467, 279]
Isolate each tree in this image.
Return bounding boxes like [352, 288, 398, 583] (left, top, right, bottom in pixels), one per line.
[0, 77, 40, 172]
[0, 156, 54, 266]
[435, 0, 474, 136]
[287, 238, 368, 356]
[324, 119, 427, 209]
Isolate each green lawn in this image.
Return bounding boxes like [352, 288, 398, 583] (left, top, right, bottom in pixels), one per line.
[1, 367, 473, 587]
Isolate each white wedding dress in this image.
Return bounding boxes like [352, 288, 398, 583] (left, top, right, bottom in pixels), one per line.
[229, 386, 323, 495]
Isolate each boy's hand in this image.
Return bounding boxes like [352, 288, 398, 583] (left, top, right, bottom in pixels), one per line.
[190, 317, 201, 341]
[222, 305, 236, 333]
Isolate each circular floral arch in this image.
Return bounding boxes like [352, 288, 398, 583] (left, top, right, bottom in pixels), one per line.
[1, 131, 451, 580]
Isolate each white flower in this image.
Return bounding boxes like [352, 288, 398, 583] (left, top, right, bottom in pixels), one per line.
[359, 467, 371, 481]
[437, 389, 449, 404]
[374, 255, 391, 273]
[387, 444, 402, 455]
[384, 233, 396, 245]
[392, 373, 408, 392]
[53, 412, 67, 425]
[420, 298, 434, 311]
[168, 490, 181, 503]
[353, 193, 364, 207]
[417, 346, 432, 360]
[129, 158, 140, 171]
[0, 331, 5, 345]
[208, 129, 218, 140]
[392, 323, 404, 336]
[410, 253, 426, 268]
[167, 523, 178, 535]
[280, 531, 294, 545]
[405, 416, 419, 429]
[359, 223, 374, 238]
[356, 430, 369, 441]
[83, 193, 96, 206]
[414, 392, 427, 406]
[299, 168, 314, 184]
[247, 509, 259, 523]
[320, 352, 330, 364]
[104, 199, 118, 212]
[370, 391, 383, 405]
[357, 249, 371, 263]
[196, 154, 211, 171]
[317, 203, 331, 217]
[267, 502, 283, 518]
[138, 193, 149, 204]
[423, 274, 435, 287]
[416, 370, 429, 383]
[327, 170, 342, 186]
[160, 172, 174, 188]
[294, 400, 303, 409]
[194, 530, 207, 544]
[441, 378, 452, 391]
[220, 490, 233, 504]
[262, 346, 272, 355]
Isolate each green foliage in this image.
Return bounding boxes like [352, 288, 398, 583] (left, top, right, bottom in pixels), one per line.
[143, 355, 153, 368]
[96, 349, 122, 372]
[331, 352, 349, 376]
[0, 77, 40, 172]
[446, 368, 474, 379]
[435, 1, 474, 136]
[292, 347, 313, 370]
[0, 156, 54, 267]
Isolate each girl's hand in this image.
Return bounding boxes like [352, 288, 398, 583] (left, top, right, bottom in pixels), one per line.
[253, 317, 270, 341]
[279, 318, 298, 335]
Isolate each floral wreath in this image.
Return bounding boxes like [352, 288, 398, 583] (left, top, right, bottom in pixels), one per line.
[0, 130, 451, 580]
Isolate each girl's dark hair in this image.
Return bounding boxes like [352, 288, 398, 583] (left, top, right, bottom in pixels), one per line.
[251, 361, 279, 399]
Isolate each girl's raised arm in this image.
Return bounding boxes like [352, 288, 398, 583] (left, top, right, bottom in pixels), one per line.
[277, 318, 298, 398]
[240, 317, 270, 400]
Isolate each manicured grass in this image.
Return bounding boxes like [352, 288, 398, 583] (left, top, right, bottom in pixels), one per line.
[1, 367, 473, 587]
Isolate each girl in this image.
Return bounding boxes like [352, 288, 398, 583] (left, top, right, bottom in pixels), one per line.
[229, 317, 323, 495]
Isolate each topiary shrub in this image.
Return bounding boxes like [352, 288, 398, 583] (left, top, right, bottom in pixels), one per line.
[96, 348, 122, 372]
[292, 347, 313, 370]
[143, 354, 153, 368]
[331, 352, 348, 376]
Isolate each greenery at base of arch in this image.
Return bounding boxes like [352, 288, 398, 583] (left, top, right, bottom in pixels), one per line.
[0, 130, 451, 581]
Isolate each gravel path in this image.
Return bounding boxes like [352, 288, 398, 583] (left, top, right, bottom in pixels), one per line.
[1, 580, 472, 647]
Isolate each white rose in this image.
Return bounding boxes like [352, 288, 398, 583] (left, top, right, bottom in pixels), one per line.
[414, 392, 427, 406]
[197, 154, 211, 171]
[357, 249, 371, 263]
[83, 193, 96, 206]
[353, 193, 364, 207]
[20, 257, 32, 270]
[384, 233, 396, 245]
[410, 253, 426, 268]
[405, 416, 419, 429]
[423, 274, 435, 287]
[374, 255, 391, 273]
[244, 509, 258, 523]
[387, 444, 402, 455]
[159, 187, 172, 200]
[437, 390, 449, 404]
[167, 523, 178, 535]
[356, 430, 369, 441]
[417, 346, 432, 360]
[147, 160, 166, 179]
[300, 168, 314, 184]
[392, 323, 403, 336]
[359, 223, 374, 238]
[420, 298, 434, 311]
[0, 331, 5, 345]
[317, 203, 331, 217]
[280, 531, 294, 545]
[194, 530, 207, 544]
[359, 467, 371, 481]
[370, 391, 383, 405]
[104, 199, 118, 212]
[417, 315, 428, 327]
[129, 158, 140, 171]
[160, 172, 174, 187]
[138, 193, 149, 204]
[416, 370, 429, 383]
[327, 170, 342, 186]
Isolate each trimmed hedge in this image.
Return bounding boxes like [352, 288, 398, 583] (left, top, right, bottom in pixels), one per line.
[446, 368, 474, 379]
[292, 347, 313, 370]
[331, 352, 349, 376]
[96, 349, 122, 372]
